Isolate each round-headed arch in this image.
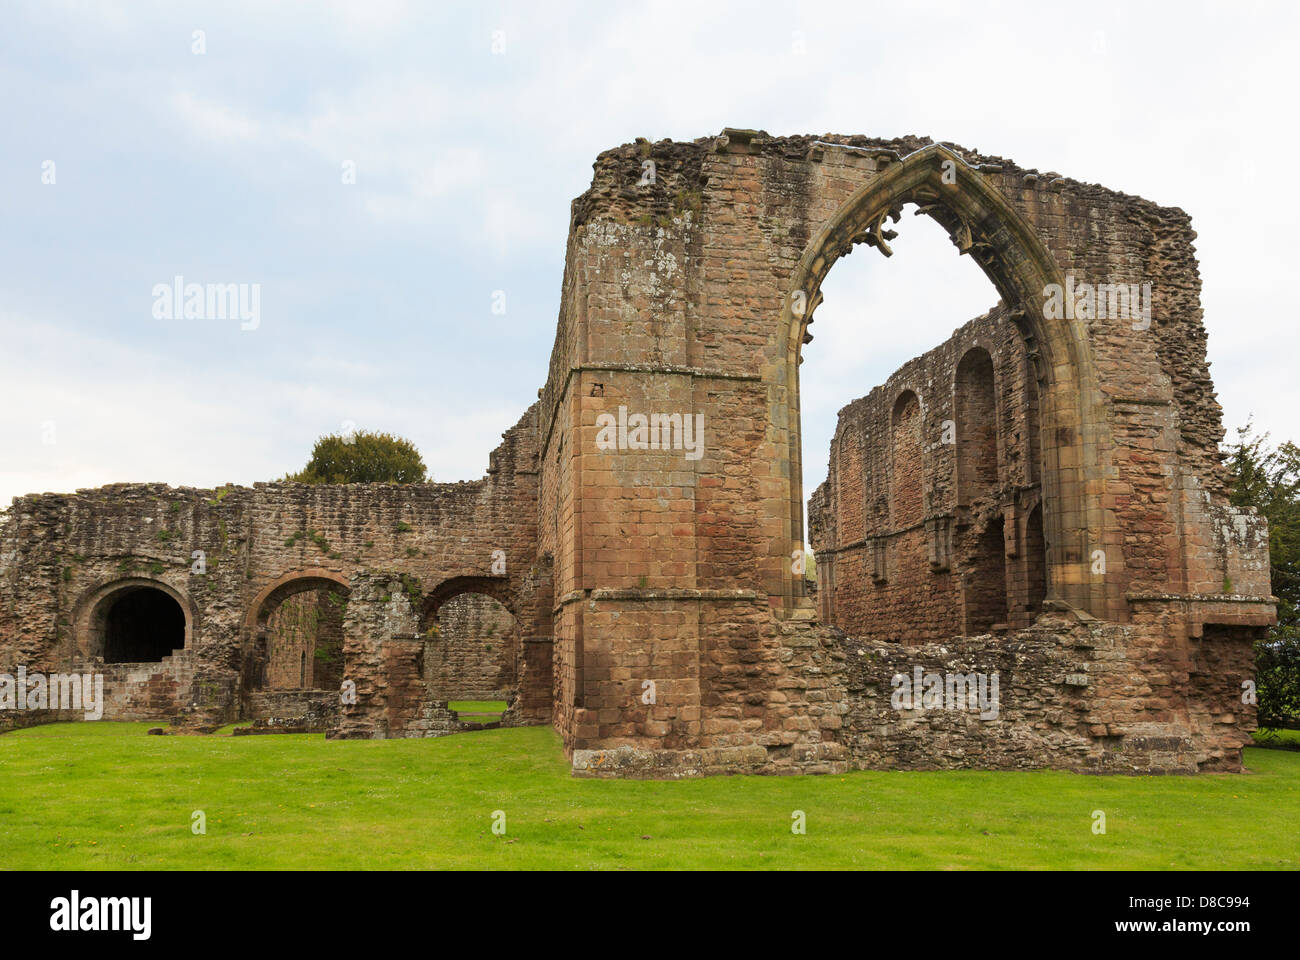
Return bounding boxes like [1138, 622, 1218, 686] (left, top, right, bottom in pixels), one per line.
[244, 568, 351, 637]
[74, 577, 197, 663]
[419, 575, 517, 632]
[778, 143, 1108, 618]
[890, 388, 925, 529]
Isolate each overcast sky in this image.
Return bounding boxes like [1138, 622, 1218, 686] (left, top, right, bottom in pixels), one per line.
[2, 0, 1296, 512]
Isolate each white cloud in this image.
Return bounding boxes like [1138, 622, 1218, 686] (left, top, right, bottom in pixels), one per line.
[169, 90, 261, 142]
[3, 0, 1298, 511]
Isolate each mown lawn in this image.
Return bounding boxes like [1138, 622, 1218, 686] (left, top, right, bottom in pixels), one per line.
[0, 722, 1296, 870]
[1253, 727, 1300, 748]
[449, 700, 507, 723]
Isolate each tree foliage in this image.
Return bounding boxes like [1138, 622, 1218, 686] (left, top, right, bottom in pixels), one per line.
[1224, 422, 1300, 730]
[285, 430, 427, 485]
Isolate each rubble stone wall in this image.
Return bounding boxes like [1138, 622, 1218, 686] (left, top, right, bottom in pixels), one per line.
[0, 407, 543, 729]
[809, 305, 1046, 645]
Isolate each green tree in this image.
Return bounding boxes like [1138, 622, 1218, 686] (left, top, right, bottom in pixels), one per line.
[1224, 422, 1300, 730]
[285, 430, 428, 485]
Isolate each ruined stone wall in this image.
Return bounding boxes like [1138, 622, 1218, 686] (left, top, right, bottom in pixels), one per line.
[245, 689, 338, 732]
[502, 637, 554, 726]
[838, 611, 1253, 774]
[332, 570, 530, 740]
[538, 130, 1273, 776]
[808, 305, 1047, 644]
[0, 131, 1275, 778]
[0, 406, 542, 729]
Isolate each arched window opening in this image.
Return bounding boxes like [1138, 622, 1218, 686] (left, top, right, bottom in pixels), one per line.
[1024, 504, 1047, 616]
[955, 347, 1000, 507]
[802, 196, 1044, 645]
[891, 390, 924, 529]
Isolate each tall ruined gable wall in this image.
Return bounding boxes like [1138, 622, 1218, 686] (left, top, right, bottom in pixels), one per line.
[545, 130, 1271, 775]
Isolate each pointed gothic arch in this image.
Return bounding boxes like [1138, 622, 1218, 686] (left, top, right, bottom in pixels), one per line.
[775, 143, 1109, 620]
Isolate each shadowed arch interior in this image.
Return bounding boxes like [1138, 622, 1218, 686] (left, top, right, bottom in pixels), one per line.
[99, 586, 185, 663]
[74, 578, 195, 665]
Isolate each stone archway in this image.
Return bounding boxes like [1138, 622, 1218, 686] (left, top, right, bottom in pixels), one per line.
[419, 575, 521, 709]
[75, 577, 196, 663]
[419, 575, 518, 628]
[243, 569, 351, 696]
[245, 569, 352, 636]
[418, 575, 551, 726]
[777, 143, 1109, 620]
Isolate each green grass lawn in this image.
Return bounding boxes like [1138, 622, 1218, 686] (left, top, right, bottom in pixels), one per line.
[449, 700, 507, 724]
[211, 722, 252, 736]
[1253, 727, 1300, 748]
[0, 722, 1296, 870]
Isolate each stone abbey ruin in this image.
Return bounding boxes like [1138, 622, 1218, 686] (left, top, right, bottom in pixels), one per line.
[0, 130, 1277, 776]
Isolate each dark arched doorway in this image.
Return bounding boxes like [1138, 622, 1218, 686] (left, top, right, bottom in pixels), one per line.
[98, 586, 186, 663]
